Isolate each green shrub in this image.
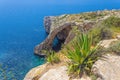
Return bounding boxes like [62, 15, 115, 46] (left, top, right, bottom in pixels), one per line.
[106, 41, 120, 55]
[65, 33, 100, 77]
[88, 16, 120, 45]
[103, 16, 120, 27]
[89, 26, 113, 45]
[103, 16, 120, 35]
[81, 12, 100, 20]
[46, 50, 60, 64]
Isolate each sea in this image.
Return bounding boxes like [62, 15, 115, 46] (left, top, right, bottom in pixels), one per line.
[0, 0, 120, 80]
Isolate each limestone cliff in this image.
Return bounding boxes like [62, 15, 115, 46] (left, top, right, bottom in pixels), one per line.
[34, 10, 120, 56]
[24, 10, 120, 80]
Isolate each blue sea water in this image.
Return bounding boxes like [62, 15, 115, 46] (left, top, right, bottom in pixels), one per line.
[0, 0, 120, 80]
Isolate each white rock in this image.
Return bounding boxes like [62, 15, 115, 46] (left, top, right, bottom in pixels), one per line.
[92, 54, 120, 80]
[116, 35, 120, 40]
[98, 39, 118, 48]
[39, 66, 69, 80]
[24, 63, 48, 80]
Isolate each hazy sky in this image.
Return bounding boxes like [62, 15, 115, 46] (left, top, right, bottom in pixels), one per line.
[1, 0, 120, 5]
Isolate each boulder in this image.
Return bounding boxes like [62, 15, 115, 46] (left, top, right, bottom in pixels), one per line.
[39, 66, 69, 80]
[92, 54, 120, 80]
[24, 63, 48, 80]
[39, 66, 91, 80]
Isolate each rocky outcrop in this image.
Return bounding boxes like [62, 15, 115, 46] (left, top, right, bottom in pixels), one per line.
[35, 20, 97, 56]
[92, 38, 120, 80]
[39, 66, 91, 80]
[35, 10, 120, 56]
[92, 54, 120, 80]
[24, 65, 91, 80]
[39, 66, 69, 80]
[24, 63, 48, 80]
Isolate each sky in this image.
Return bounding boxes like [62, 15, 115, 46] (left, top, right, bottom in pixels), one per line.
[1, 0, 120, 5]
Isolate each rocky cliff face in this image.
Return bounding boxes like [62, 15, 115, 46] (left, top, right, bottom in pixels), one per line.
[44, 16, 53, 33]
[34, 10, 120, 56]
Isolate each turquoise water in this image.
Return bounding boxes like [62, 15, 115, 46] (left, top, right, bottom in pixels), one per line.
[0, 0, 120, 80]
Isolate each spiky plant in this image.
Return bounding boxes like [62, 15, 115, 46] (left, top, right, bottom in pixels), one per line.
[65, 33, 100, 77]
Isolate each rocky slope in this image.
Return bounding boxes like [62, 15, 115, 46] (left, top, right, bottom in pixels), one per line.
[25, 10, 120, 80]
[25, 38, 120, 80]
[92, 54, 120, 80]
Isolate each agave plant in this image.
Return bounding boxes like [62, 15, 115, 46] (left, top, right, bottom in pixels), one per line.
[65, 33, 99, 77]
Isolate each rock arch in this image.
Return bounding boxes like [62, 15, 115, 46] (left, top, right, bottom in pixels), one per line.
[34, 23, 75, 56]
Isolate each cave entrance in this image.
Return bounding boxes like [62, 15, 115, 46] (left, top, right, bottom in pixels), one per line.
[52, 25, 72, 52]
[34, 23, 75, 55]
[52, 37, 64, 52]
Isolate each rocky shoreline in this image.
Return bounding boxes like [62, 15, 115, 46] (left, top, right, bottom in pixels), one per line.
[34, 9, 120, 56]
[25, 10, 120, 80]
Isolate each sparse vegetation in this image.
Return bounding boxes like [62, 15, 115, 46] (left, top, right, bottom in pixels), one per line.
[103, 16, 120, 27]
[45, 50, 60, 64]
[89, 16, 120, 45]
[89, 26, 113, 45]
[106, 41, 120, 55]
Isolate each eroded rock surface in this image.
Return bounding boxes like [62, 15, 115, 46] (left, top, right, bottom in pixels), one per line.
[98, 39, 118, 48]
[44, 16, 54, 33]
[92, 54, 120, 80]
[24, 63, 48, 80]
[24, 65, 91, 80]
[39, 66, 69, 80]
